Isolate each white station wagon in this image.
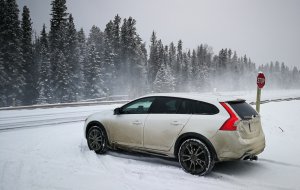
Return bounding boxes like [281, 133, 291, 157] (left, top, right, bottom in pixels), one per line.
[84, 93, 265, 175]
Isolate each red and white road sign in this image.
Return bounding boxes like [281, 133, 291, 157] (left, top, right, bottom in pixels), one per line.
[257, 73, 265, 89]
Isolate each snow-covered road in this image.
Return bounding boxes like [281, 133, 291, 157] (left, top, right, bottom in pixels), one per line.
[0, 104, 121, 130]
[1, 92, 300, 189]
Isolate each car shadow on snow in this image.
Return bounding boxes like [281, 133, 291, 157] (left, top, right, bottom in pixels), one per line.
[80, 142, 264, 177]
[107, 149, 181, 168]
[106, 149, 264, 177]
[211, 160, 267, 178]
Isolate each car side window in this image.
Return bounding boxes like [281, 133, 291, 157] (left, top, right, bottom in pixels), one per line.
[177, 99, 193, 114]
[192, 101, 219, 115]
[121, 97, 155, 114]
[150, 97, 181, 114]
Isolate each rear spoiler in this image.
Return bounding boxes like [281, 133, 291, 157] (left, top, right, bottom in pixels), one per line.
[225, 99, 246, 104]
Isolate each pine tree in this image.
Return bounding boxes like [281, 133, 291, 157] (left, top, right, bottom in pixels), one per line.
[190, 49, 197, 82]
[175, 40, 183, 91]
[87, 25, 104, 53]
[148, 31, 159, 88]
[21, 5, 36, 105]
[0, 0, 7, 106]
[65, 14, 79, 102]
[119, 17, 147, 96]
[49, 0, 68, 103]
[153, 63, 175, 93]
[77, 28, 87, 100]
[84, 44, 106, 99]
[1, 0, 25, 106]
[181, 52, 189, 90]
[37, 25, 52, 104]
[84, 26, 105, 99]
[168, 42, 177, 75]
[103, 20, 116, 95]
[112, 15, 121, 72]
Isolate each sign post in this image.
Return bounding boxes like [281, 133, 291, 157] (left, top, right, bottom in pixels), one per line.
[256, 72, 265, 113]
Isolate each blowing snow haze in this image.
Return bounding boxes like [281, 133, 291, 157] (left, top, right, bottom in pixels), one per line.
[1, 0, 300, 107]
[17, 0, 300, 67]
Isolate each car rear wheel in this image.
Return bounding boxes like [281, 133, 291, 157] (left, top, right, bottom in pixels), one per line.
[178, 139, 214, 175]
[87, 126, 108, 154]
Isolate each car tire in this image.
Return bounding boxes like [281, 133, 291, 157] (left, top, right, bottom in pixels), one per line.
[178, 139, 214, 175]
[87, 126, 108, 154]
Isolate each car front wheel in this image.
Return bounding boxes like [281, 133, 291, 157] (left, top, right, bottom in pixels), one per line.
[178, 139, 214, 175]
[87, 126, 108, 154]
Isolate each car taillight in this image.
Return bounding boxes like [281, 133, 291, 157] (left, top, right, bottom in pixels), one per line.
[219, 102, 239, 131]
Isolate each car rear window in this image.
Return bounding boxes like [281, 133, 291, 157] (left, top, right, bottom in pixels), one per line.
[228, 101, 258, 120]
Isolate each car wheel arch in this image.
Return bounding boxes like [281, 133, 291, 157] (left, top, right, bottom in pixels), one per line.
[86, 121, 110, 145]
[174, 132, 218, 161]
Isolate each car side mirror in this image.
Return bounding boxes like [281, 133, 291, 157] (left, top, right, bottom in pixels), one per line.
[114, 107, 121, 115]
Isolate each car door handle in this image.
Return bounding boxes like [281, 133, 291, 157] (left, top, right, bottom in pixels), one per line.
[132, 121, 142, 125]
[171, 121, 183, 126]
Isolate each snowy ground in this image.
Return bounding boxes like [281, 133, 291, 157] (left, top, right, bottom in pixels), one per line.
[1, 91, 300, 190]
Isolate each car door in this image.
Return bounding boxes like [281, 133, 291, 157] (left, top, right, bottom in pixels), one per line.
[109, 97, 155, 148]
[143, 97, 191, 151]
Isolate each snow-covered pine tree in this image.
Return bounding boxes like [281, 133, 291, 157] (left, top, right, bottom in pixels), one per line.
[185, 50, 193, 90]
[292, 67, 300, 88]
[21, 5, 36, 105]
[126, 17, 147, 97]
[84, 26, 105, 99]
[1, 0, 25, 106]
[77, 28, 87, 100]
[148, 31, 159, 89]
[175, 40, 183, 91]
[153, 63, 175, 93]
[87, 25, 104, 54]
[231, 51, 240, 89]
[65, 14, 79, 102]
[0, 0, 8, 106]
[190, 49, 197, 86]
[168, 42, 177, 76]
[104, 20, 116, 95]
[37, 25, 52, 104]
[181, 52, 189, 91]
[84, 44, 106, 99]
[49, 0, 68, 103]
[119, 18, 129, 91]
[112, 15, 121, 73]
[119, 17, 147, 96]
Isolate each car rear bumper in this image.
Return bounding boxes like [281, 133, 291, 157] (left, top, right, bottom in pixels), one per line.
[211, 130, 266, 161]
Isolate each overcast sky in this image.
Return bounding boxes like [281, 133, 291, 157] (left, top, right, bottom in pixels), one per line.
[17, 0, 300, 68]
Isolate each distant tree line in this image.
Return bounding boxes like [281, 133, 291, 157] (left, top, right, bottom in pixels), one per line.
[0, 0, 300, 107]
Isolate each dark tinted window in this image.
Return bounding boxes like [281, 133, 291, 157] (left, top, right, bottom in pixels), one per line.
[192, 101, 219, 115]
[150, 97, 181, 114]
[177, 99, 193, 114]
[229, 101, 258, 120]
[121, 97, 155, 114]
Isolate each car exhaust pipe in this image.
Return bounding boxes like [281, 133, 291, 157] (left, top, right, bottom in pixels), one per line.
[242, 155, 258, 161]
[250, 155, 258, 161]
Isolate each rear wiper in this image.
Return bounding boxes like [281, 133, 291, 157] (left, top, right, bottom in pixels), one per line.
[244, 115, 258, 119]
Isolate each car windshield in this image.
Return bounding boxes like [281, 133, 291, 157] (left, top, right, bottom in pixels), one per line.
[228, 101, 258, 120]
